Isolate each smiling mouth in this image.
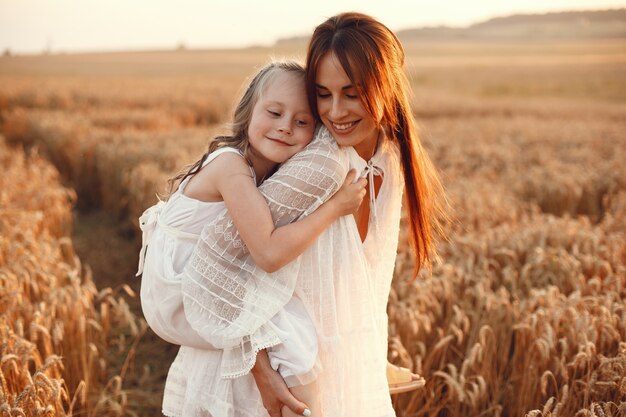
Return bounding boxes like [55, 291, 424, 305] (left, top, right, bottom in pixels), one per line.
[330, 120, 359, 131]
[267, 137, 290, 146]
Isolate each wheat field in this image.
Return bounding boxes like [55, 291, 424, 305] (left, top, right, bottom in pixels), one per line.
[0, 39, 625, 416]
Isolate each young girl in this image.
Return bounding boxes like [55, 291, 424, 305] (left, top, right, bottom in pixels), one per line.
[137, 61, 366, 416]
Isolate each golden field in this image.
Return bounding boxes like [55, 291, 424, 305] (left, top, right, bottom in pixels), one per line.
[0, 38, 625, 416]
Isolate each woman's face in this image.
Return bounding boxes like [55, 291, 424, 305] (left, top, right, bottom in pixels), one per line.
[315, 52, 379, 159]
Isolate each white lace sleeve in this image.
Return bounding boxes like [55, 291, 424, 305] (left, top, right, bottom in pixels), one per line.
[181, 126, 348, 378]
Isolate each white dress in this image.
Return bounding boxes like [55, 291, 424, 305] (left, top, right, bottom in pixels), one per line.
[164, 126, 403, 417]
[137, 147, 320, 398]
[138, 147, 236, 349]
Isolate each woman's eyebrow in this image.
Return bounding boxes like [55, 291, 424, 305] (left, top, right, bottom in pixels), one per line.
[315, 83, 353, 91]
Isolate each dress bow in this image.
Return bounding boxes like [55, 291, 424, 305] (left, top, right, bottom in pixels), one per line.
[136, 200, 165, 276]
[360, 159, 384, 226]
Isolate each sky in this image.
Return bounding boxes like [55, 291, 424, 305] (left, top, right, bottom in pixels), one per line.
[1, 0, 625, 54]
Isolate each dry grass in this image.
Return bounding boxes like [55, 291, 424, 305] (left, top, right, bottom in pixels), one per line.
[387, 108, 626, 416]
[0, 39, 624, 416]
[0, 137, 144, 416]
[1, 108, 217, 228]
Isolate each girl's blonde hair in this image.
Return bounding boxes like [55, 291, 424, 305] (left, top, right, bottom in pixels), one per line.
[167, 60, 306, 195]
[306, 12, 448, 276]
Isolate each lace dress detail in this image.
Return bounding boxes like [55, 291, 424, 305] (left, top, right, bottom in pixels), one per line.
[181, 127, 348, 377]
[164, 125, 404, 417]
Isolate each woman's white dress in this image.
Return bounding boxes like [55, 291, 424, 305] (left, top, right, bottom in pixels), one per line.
[163, 126, 404, 417]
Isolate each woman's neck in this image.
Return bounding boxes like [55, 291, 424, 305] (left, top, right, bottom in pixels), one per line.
[354, 129, 381, 161]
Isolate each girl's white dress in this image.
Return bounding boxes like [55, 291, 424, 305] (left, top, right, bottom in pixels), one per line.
[138, 147, 232, 350]
[138, 147, 320, 396]
[163, 126, 404, 417]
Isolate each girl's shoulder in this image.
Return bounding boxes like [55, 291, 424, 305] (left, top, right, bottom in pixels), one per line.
[183, 147, 253, 202]
[199, 147, 254, 181]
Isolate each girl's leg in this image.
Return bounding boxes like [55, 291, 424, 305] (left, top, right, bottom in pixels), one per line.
[281, 381, 321, 417]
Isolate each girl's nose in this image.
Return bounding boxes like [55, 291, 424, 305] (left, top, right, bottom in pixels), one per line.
[278, 123, 292, 135]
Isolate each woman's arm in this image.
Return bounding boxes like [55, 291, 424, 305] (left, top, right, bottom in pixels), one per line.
[251, 349, 311, 417]
[207, 153, 365, 272]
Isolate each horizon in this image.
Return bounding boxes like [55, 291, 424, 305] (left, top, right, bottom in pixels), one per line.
[2, 1, 626, 55]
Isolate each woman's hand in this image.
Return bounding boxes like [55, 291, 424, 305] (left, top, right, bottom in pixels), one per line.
[251, 349, 311, 417]
[329, 169, 367, 217]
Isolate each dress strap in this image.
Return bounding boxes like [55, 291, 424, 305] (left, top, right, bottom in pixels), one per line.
[180, 147, 256, 191]
[201, 147, 245, 167]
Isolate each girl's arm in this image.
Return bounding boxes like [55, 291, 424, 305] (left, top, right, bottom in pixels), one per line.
[210, 153, 365, 272]
[181, 127, 350, 374]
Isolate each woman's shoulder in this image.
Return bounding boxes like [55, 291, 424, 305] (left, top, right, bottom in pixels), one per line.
[380, 139, 404, 185]
[381, 137, 401, 164]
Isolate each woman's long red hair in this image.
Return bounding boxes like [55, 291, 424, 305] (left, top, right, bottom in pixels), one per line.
[306, 12, 448, 276]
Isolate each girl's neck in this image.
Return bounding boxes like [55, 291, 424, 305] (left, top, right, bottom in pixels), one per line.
[354, 128, 381, 161]
[245, 147, 277, 186]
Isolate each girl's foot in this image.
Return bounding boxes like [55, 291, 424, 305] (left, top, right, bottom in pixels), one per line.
[387, 362, 425, 395]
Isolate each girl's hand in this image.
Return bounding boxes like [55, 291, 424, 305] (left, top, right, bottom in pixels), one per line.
[330, 169, 367, 216]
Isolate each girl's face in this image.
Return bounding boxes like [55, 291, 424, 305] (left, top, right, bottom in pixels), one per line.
[247, 71, 315, 164]
[315, 52, 379, 159]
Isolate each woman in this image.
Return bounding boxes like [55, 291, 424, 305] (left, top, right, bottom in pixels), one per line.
[163, 12, 444, 417]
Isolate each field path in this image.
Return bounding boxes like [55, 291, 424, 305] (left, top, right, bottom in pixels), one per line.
[72, 209, 177, 415]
